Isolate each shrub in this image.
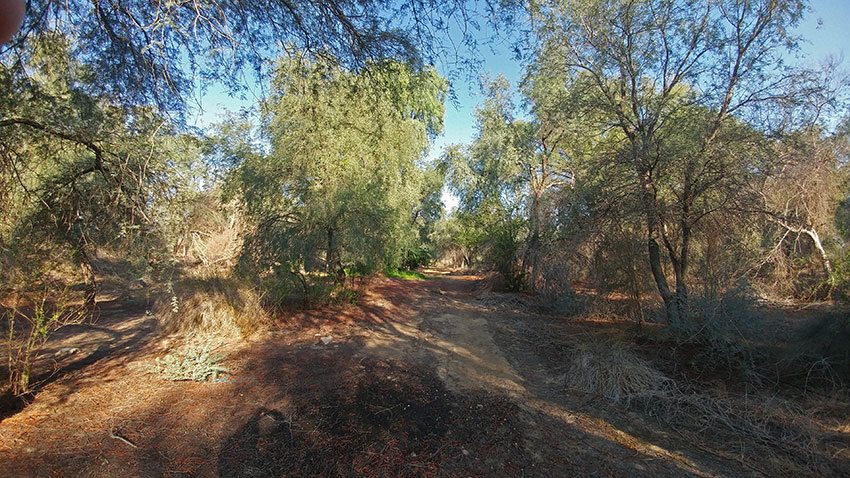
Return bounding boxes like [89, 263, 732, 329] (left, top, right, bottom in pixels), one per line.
[549, 287, 585, 316]
[149, 339, 228, 381]
[400, 245, 432, 270]
[792, 308, 850, 387]
[154, 276, 268, 338]
[667, 284, 762, 373]
[4, 285, 86, 395]
[484, 218, 525, 292]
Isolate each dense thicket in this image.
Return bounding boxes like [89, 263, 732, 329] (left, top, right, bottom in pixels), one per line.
[441, 0, 849, 321]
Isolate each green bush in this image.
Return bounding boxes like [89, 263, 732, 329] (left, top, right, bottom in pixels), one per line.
[400, 245, 433, 270]
[149, 340, 229, 382]
[486, 219, 525, 291]
[667, 284, 762, 373]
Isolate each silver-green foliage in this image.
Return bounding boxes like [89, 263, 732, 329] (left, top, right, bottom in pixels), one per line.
[151, 343, 228, 382]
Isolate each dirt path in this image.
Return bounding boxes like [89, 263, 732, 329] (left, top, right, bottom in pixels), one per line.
[0, 270, 823, 476]
[357, 270, 731, 477]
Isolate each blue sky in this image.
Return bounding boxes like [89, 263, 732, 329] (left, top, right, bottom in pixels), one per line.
[190, 0, 850, 211]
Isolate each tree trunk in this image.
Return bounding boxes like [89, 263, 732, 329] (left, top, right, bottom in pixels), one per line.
[672, 220, 691, 320]
[648, 236, 679, 323]
[521, 191, 541, 289]
[641, 173, 680, 323]
[805, 227, 835, 285]
[326, 228, 335, 274]
[77, 248, 97, 310]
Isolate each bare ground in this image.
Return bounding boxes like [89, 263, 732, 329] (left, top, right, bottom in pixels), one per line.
[0, 269, 847, 477]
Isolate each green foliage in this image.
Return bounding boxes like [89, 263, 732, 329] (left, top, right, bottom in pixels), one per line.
[150, 341, 229, 382]
[485, 217, 526, 291]
[1, 33, 211, 305]
[223, 54, 446, 305]
[8, 0, 489, 115]
[4, 284, 86, 396]
[399, 245, 433, 271]
[833, 252, 850, 301]
[385, 269, 430, 280]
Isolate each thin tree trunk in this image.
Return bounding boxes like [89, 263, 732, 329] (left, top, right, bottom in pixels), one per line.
[521, 191, 541, 289]
[641, 174, 679, 323]
[77, 248, 97, 310]
[326, 228, 335, 274]
[805, 227, 835, 284]
[648, 236, 679, 323]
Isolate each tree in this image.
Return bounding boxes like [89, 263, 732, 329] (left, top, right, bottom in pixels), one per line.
[224, 54, 446, 300]
[4, 0, 499, 116]
[751, 125, 849, 294]
[528, 0, 807, 322]
[0, 33, 207, 304]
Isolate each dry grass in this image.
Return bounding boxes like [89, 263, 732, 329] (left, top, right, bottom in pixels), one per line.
[153, 276, 269, 338]
[565, 338, 848, 475]
[178, 199, 244, 273]
[566, 339, 675, 403]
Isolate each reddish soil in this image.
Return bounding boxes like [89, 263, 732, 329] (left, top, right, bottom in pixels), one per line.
[0, 269, 847, 477]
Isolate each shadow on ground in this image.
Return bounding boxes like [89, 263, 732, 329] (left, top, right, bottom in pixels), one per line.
[0, 272, 846, 477]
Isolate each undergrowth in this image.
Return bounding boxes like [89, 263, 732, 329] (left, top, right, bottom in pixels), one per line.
[149, 339, 229, 382]
[385, 268, 430, 280]
[154, 275, 269, 338]
[564, 337, 844, 475]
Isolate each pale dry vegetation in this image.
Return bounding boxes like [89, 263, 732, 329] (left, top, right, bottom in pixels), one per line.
[153, 277, 268, 339]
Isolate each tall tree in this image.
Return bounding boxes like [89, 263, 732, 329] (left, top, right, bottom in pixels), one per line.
[529, 0, 806, 322]
[226, 54, 446, 294]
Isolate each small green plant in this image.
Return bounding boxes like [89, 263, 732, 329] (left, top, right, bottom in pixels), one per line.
[150, 341, 229, 382]
[166, 281, 179, 313]
[385, 268, 429, 280]
[5, 286, 85, 396]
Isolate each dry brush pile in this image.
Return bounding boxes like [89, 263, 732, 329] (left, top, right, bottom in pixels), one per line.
[564, 338, 849, 476]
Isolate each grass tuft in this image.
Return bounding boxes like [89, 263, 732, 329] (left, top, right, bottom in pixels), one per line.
[385, 269, 430, 280]
[566, 339, 674, 403]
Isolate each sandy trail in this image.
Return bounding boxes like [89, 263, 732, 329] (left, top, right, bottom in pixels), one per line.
[0, 270, 800, 477]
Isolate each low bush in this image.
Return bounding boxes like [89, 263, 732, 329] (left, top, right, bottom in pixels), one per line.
[791, 308, 850, 388]
[149, 338, 229, 381]
[3, 279, 87, 396]
[154, 276, 269, 338]
[549, 287, 585, 316]
[667, 284, 762, 373]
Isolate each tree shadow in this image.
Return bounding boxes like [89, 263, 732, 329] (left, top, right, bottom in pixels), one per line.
[2, 273, 845, 476]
